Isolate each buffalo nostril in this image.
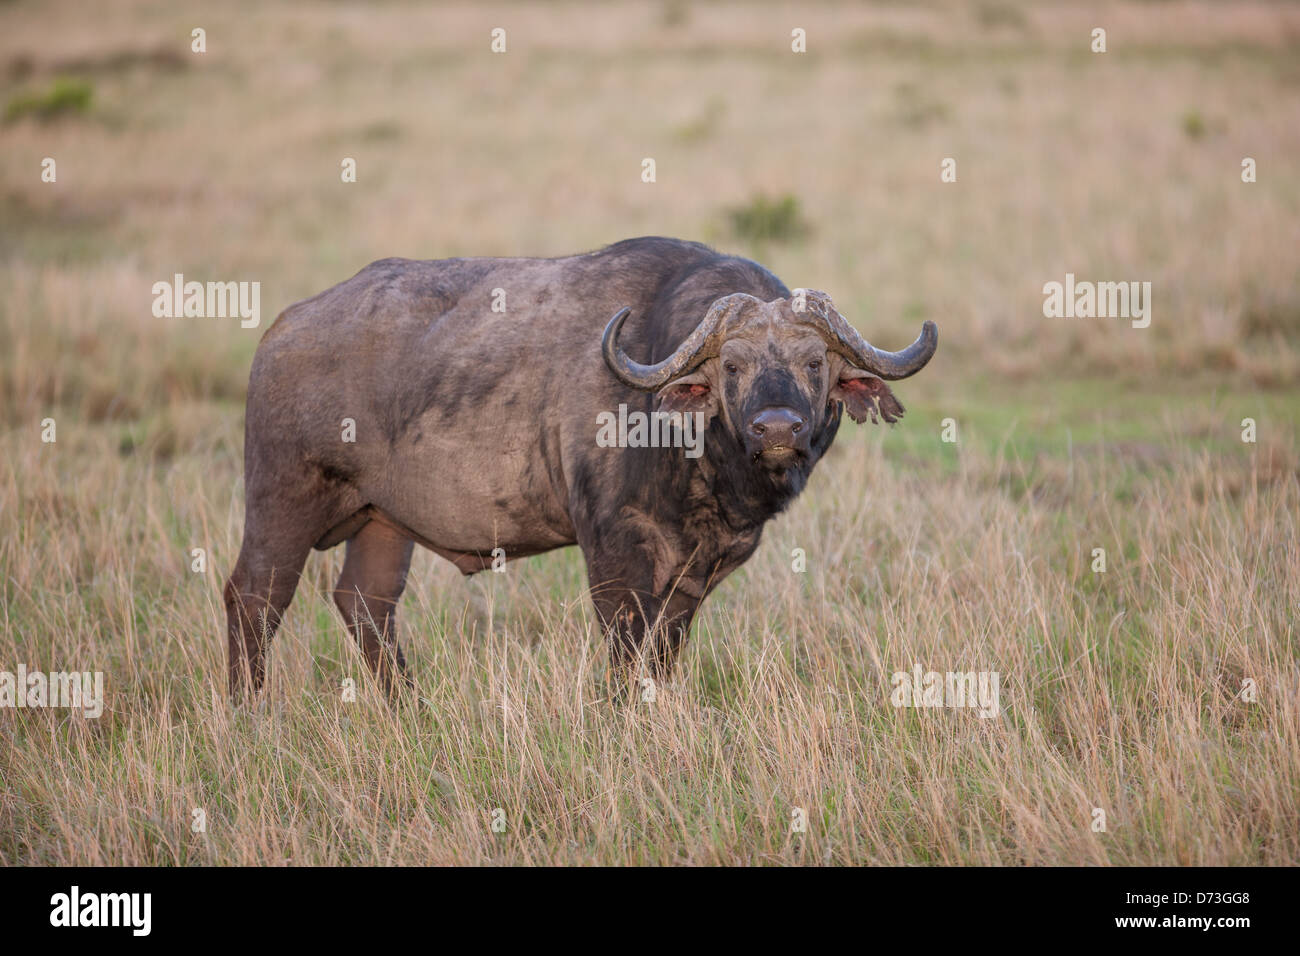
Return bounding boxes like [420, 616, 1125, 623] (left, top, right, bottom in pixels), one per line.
[749, 408, 805, 446]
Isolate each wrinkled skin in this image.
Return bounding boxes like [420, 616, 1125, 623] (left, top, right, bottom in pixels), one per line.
[223, 237, 935, 698]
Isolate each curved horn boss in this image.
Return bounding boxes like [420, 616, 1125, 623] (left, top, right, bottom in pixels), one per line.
[601, 293, 758, 390]
[795, 289, 938, 380]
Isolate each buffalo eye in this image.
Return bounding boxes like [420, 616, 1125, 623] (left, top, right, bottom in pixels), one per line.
[808, 360, 822, 373]
[724, 362, 739, 376]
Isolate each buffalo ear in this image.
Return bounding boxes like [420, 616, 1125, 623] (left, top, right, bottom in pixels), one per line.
[830, 368, 906, 425]
[656, 371, 716, 416]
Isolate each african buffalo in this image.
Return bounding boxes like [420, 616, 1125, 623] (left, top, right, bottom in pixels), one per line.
[223, 237, 937, 696]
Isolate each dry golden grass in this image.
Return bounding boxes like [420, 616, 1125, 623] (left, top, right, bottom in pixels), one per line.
[1, 0, 1297, 864]
[2, 412, 1296, 864]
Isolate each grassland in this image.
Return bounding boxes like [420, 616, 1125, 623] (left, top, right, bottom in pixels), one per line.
[1, 0, 1297, 865]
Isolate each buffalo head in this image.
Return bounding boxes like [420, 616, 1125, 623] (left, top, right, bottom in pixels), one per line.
[602, 290, 937, 471]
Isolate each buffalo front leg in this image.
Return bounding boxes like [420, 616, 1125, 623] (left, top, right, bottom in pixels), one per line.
[332, 519, 416, 695]
[589, 582, 701, 698]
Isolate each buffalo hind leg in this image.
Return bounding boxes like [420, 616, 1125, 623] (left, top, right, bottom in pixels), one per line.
[225, 530, 315, 699]
[226, 471, 359, 699]
[333, 520, 416, 695]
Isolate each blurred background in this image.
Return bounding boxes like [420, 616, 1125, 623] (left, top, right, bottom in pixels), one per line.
[3, 0, 1298, 429]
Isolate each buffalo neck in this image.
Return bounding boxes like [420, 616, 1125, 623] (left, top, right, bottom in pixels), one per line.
[687, 422, 818, 531]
